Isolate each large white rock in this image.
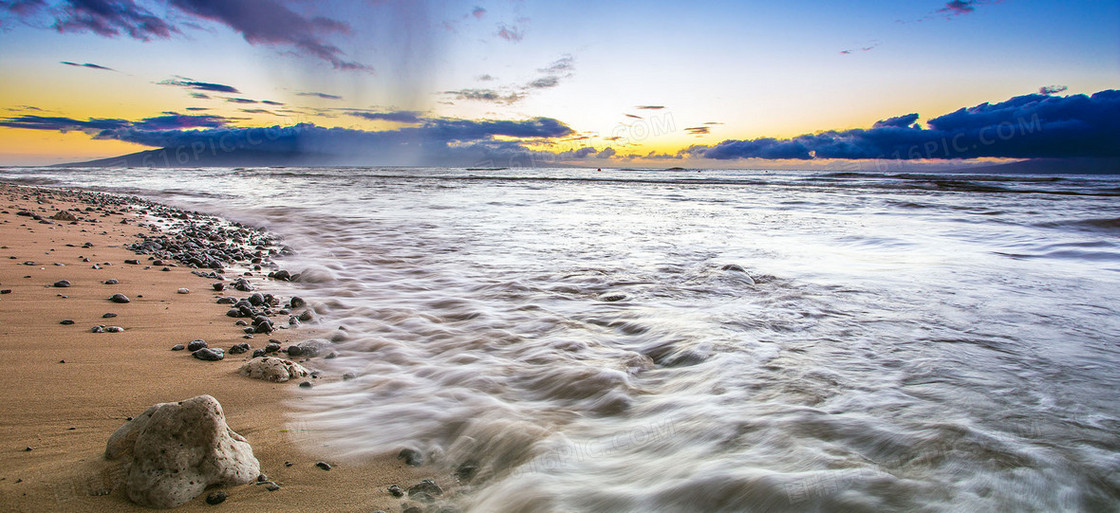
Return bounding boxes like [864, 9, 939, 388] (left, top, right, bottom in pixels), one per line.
[105, 395, 260, 509]
[239, 356, 310, 383]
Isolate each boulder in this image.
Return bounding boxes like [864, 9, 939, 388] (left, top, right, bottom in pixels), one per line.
[104, 395, 259, 509]
[238, 357, 310, 383]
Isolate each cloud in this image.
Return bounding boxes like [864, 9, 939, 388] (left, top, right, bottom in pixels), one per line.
[496, 23, 523, 42]
[347, 110, 422, 123]
[684, 89, 1120, 160]
[225, 97, 257, 104]
[261, 100, 284, 106]
[635, 105, 665, 110]
[167, 0, 367, 70]
[539, 55, 573, 74]
[0, 112, 227, 132]
[684, 126, 710, 136]
[872, 113, 919, 128]
[184, 107, 209, 111]
[624, 114, 642, 119]
[75, 116, 575, 166]
[160, 78, 240, 94]
[477, 74, 495, 81]
[1, 0, 46, 16]
[527, 76, 559, 89]
[444, 88, 522, 104]
[1039, 85, 1068, 95]
[190, 93, 210, 99]
[939, 0, 977, 15]
[52, 0, 177, 40]
[471, 6, 485, 19]
[596, 147, 616, 159]
[60, 60, 114, 71]
[240, 108, 277, 115]
[297, 91, 342, 100]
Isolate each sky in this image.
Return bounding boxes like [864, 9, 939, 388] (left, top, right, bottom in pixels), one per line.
[0, 0, 1117, 168]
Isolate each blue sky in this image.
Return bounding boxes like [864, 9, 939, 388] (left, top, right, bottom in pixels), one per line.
[0, 0, 1117, 166]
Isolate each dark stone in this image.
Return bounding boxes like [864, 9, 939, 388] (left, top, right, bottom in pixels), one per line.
[387, 485, 404, 497]
[455, 461, 479, 483]
[407, 479, 443, 498]
[248, 293, 264, 306]
[315, 461, 331, 471]
[59, 319, 75, 325]
[284, 461, 292, 467]
[398, 448, 424, 466]
[216, 297, 236, 305]
[228, 342, 251, 354]
[251, 349, 266, 358]
[192, 347, 224, 361]
[91, 325, 105, 333]
[212, 282, 225, 291]
[342, 372, 357, 381]
[186, 339, 207, 351]
[53, 280, 71, 288]
[298, 381, 313, 388]
[109, 293, 130, 303]
[102, 279, 118, 285]
[171, 344, 185, 351]
[124, 259, 140, 265]
[105, 326, 124, 333]
[298, 310, 313, 322]
[264, 343, 281, 353]
[102, 313, 117, 318]
[205, 491, 227, 505]
[265, 482, 280, 492]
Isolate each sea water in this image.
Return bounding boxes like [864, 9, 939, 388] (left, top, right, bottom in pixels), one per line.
[4, 167, 1119, 512]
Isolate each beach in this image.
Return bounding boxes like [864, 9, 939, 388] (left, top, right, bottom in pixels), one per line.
[0, 183, 429, 512]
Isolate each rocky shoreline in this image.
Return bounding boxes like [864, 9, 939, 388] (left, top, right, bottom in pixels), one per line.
[0, 183, 449, 512]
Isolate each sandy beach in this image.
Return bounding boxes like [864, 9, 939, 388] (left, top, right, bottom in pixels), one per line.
[0, 184, 429, 512]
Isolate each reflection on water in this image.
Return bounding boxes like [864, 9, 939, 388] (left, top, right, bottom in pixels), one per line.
[4, 167, 1119, 511]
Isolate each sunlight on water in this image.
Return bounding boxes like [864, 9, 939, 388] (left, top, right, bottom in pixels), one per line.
[4, 167, 1119, 511]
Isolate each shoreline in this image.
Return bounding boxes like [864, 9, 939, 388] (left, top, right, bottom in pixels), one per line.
[0, 183, 426, 512]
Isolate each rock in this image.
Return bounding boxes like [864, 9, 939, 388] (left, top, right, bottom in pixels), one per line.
[456, 461, 479, 483]
[124, 259, 140, 265]
[212, 282, 225, 291]
[103, 279, 119, 285]
[398, 448, 424, 466]
[104, 395, 259, 509]
[408, 479, 443, 498]
[410, 491, 434, 503]
[289, 296, 306, 309]
[388, 485, 404, 497]
[287, 339, 330, 358]
[315, 461, 331, 471]
[298, 381, 313, 388]
[53, 280, 71, 288]
[171, 344, 185, 351]
[60, 319, 75, 325]
[187, 339, 208, 352]
[342, 372, 357, 381]
[105, 326, 124, 333]
[238, 357, 309, 383]
[193, 348, 225, 361]
[177, 288, 190, 294]
[298, 310, 313, 322]
[91, 325, 105, 333]
[102, 312, 117, 318]
[228, 342, 251, 355]
[205, 491, 227, 505]
[51, 210, 78, 221]
[264, 343, 281, 353]
[109, 293, 130, 303]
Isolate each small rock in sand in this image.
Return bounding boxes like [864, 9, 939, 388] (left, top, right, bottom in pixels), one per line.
[192, 348, 225, 361]
[109, 293, 130, 303]
[238, 357, 309, 383]
[186, 339, 207, 351]
[177, 288, 190, 294]
[53, 280, 71, 288]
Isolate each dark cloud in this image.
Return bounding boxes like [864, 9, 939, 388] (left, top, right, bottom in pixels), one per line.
[1, 0, 46, 16]
[167, 0, 366, 70]
[596, 147, 616, 159]
[444, 88, 522, 104]
[60, 60, 115, 71]
[872, 113, 919, 128]
[635, 105, 664, 110]
[225, 97, 257, 104]
[624, 114, 642, 119]
[190, 93, 210, 99]
[684, 126, 710, 136]
[0, 112, 227, 132]
[527, 76, 559, 89]
[939, 0, 977, 15]
[347, 111, 422, 123]
[160, 78, 240, 94]
[240, 109, 276, 115]
[77, 116, 574, 166]
[52, 0, 177, 40]
[471, 6, 485, 19]
[477, 74, 495, 81]
[184, 107, 209, 111]
[684, 90, 1120, 160]
[1039, 85, 1068, 95]
[261, 100, 284, 106]
[297, 91, 342, 100]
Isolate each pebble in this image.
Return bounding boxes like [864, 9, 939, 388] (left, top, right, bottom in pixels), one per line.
[102, 313, 117, 318]
[388, 485, 405, 497]
[212, 282, 225, 291]
[228, 343, 251, 354]
[298, 381, 313, 388]
[91, 325, 105, 333]
[186, 339, 208, 351]
[59, 319, 75, 325]
[103, 279, 119, 285]
[124, 259, 140, 265]
[398, 448, 424, 466]
[192, 347, 225, 361]
[342, 372, 357, 381]
[171, 344, 185, 351]
[109, 293, 130, 303]
[408, 479, 443, 498]
[177, 288, 189, 294]
[204, 491, 227, 505]
[289, 296, 306, 309]
[105, 326, 124, 333]
[53, 280, 71, 288]
[315, 461, 331, 471]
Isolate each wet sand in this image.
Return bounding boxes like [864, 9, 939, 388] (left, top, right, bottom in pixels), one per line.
[0, 184, 425, 512]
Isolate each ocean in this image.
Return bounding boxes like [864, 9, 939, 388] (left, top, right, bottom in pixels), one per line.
[3, 166, 1119, 512]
